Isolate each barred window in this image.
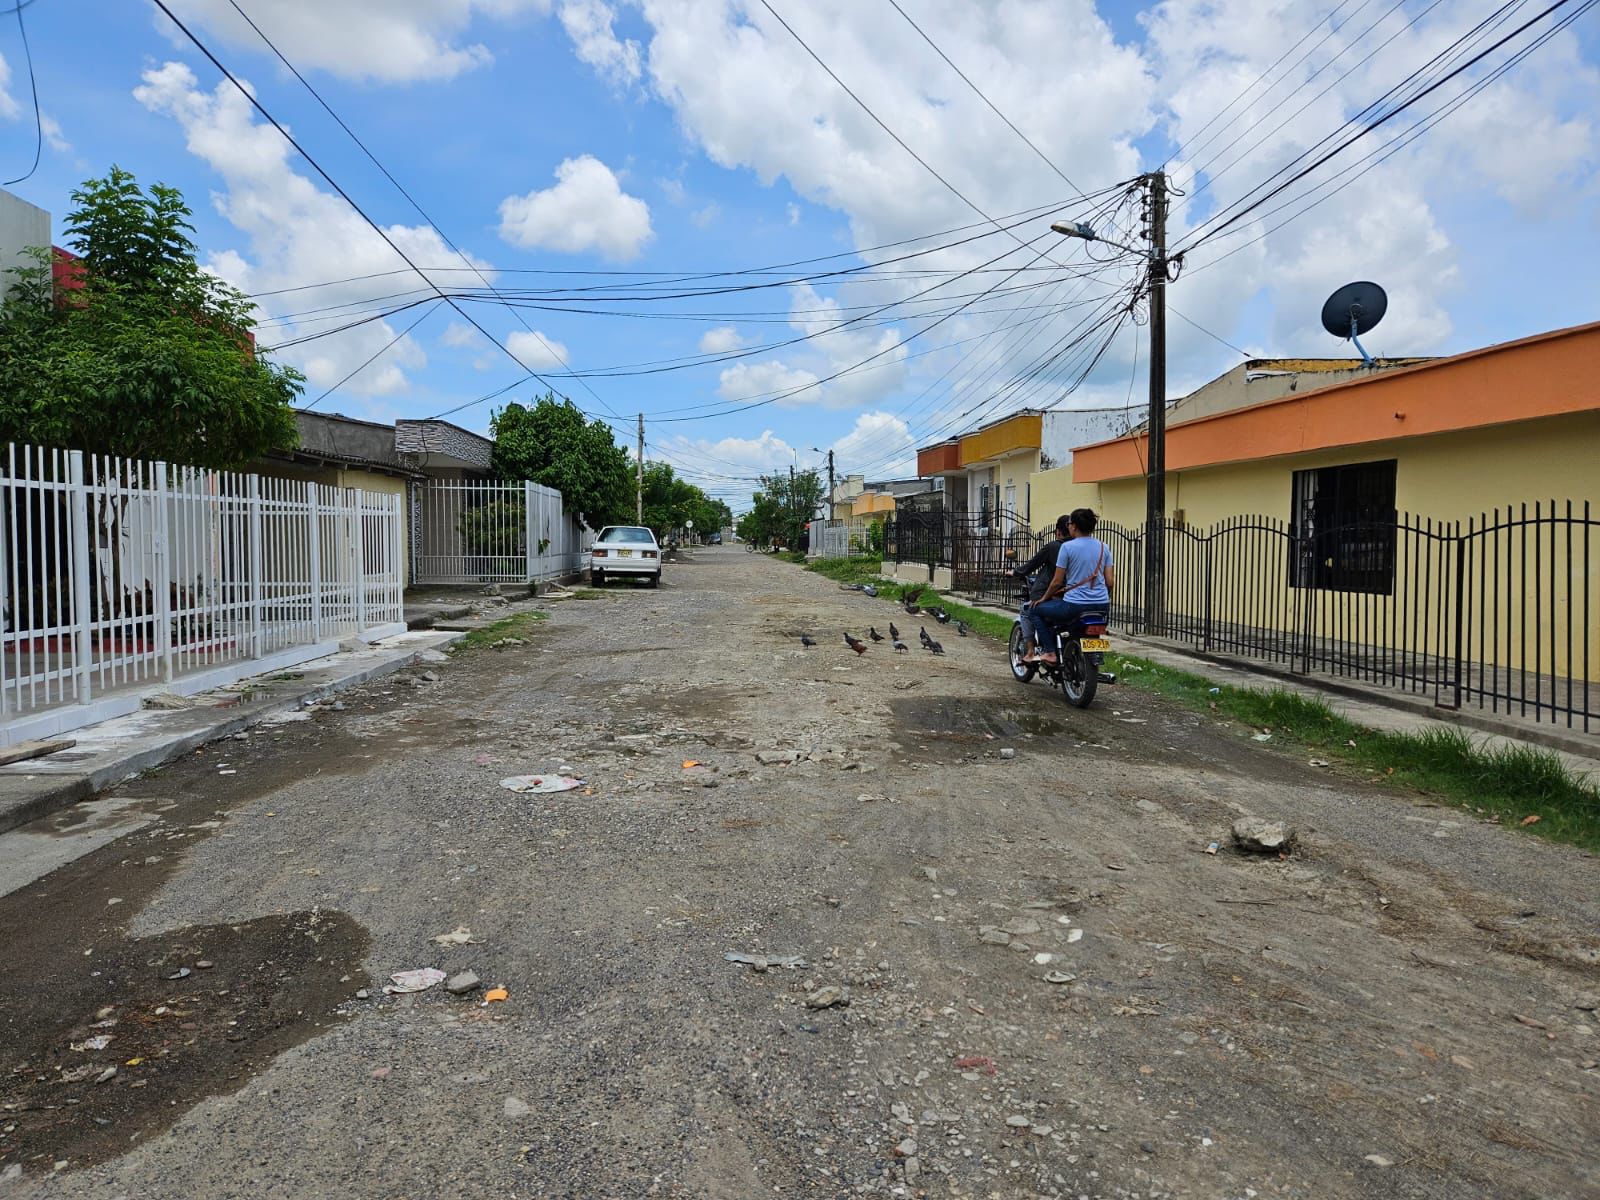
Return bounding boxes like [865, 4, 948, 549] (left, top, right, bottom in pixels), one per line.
[1290, 460, 1397, 594]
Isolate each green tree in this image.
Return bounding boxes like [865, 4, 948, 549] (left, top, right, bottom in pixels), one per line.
[0, 166, 302, 467]
[489, 394, 632, 527]
[636, 460, 731, 539]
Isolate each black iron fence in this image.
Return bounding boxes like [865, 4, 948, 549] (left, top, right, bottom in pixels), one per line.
[886, 502, 1598, 732]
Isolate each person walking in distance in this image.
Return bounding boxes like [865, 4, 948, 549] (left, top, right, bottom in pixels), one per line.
[1030, 508, 1116, 664]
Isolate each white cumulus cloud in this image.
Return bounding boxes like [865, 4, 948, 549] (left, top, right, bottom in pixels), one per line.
[134, 61, 488, 398]
[698, 326, 747, 354]
[156, 0, 553, 83]
[558, 0, 642, 87]
[505, 329, 572, 370]
[498, 155, 653, 262]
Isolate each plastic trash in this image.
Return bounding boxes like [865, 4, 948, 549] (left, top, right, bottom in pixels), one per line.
[482, 987, 509, 1005]
[384, 968, 446, 994]
[499, 775, 584, 794]
[71, 1035, 112, 1052]
[1204, 841, 1220, 855]
[432, 926, 479, 945]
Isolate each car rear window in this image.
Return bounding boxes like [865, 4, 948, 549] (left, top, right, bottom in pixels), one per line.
[597, 527, 656, 544]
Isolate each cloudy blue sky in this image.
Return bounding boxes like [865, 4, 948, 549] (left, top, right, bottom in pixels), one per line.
[2, 0, 1596, 507]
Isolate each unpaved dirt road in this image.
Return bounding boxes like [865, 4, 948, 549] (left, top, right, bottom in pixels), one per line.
[2, 547, 1597, 1199]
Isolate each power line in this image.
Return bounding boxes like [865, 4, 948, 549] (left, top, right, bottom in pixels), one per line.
[148, 0, 599, 417]
[1181, 0, 1581, 251]
[223, 0, 626, 422]
[301, 300, 442, 411]
[2, 0, 41, 186]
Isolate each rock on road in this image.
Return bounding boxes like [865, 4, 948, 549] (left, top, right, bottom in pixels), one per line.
[1, 547, 1596, 1199]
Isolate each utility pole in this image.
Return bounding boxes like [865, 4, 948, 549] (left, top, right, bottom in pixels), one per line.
[635, 412, 644, 524]
[1143, 171, 1168, 635]
[826, 450, 835, 521]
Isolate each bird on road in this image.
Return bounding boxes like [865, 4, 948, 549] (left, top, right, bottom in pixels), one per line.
[888, 621, 900, 641]
[903, 600, 921, 616]
[862, 584, 878, 597]
[925, 636, 945, 655]
[844, 633, 867, 655]
[902, 585, 924, 606]
[931, 607, 951, 624]
[955, 620, 970, 637]
[919, 626, 933, 647]
[868, 627, 885, 642]
[892, 638, 909, 653]
[800, 634, 816, 648]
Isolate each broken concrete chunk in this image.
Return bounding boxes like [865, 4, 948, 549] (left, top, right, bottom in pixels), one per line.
[1231, 817, 1297, 854]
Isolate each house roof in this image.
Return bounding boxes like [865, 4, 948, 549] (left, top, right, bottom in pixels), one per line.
[1071, 320, 1600, 483]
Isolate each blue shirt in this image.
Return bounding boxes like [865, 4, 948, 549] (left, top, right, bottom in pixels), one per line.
[1054, 536, 1113, 603]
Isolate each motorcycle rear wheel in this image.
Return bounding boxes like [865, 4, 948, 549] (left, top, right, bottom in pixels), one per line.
[1059, 640, 1098, 708]
[1008, 622, 1037, 682]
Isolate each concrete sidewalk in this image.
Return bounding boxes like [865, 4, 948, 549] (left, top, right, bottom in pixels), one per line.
[1117, 633, 1600, 784]
[0, 630, 462, 836]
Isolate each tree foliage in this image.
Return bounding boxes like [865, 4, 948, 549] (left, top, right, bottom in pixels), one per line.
[637, 460, 730, 538]
[737, 469, 824, 548]
[489, 394, 632, 528]
[0, 166, 302, 467]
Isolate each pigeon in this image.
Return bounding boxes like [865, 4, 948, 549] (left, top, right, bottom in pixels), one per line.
[868, 627, 885, 642]
[931, 607, 951, 624]
[903, 601, 921, 616]
[844, 633, 867, 656]
[888, 621, 900, 641]
[892, 639, 909, 653]
[955, 620, 970, 637]
[902, 584, 924, 605]
[925, 636, 945, 655]
[919, 626, 933, 647]
[800, 634, 816, 648]
[861, 584, 878, 597]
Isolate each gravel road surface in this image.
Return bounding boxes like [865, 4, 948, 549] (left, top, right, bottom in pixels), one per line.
[2, 546, 1596, 1199]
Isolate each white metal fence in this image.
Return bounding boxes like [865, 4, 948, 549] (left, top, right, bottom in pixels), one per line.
[411, 479, 585, 585]
[1, 444, 405, 745]
[807, 516, 883, 559]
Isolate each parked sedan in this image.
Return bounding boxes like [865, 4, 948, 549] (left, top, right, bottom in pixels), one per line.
[589, 525, 661, 587]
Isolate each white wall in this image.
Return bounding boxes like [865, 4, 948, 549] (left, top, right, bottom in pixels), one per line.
[1039, 409, 1134, 472]
[0, 189, 50, 305]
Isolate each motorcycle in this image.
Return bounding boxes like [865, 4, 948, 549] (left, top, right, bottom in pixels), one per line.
[1006, 582, 1116, 708]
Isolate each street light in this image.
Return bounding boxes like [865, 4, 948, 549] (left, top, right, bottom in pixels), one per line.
[808, 445, 835, 521]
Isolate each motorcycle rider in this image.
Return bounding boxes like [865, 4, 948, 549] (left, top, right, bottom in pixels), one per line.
[1031, 508, 1116, 664]
[1006, 514, 1070, 663]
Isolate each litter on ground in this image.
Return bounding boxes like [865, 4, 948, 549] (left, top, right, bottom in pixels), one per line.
[384, 968, 446, 994]
[499, 775, 584, 794]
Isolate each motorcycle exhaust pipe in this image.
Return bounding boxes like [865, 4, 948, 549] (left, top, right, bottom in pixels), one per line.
[1097, 671, 1118, 684]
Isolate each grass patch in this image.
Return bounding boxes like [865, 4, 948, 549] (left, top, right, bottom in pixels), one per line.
[456, 610, 548, 651]
[1108, 651, 1600, 851]
[793, 557, 1600, 850]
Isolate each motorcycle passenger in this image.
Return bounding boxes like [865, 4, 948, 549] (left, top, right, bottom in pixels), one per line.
[1007, 514, 1070, 663]
[1030, 508, 1116, 665]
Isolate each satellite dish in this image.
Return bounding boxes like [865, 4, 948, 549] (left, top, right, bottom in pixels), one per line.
[1320, 281, 1387, 367]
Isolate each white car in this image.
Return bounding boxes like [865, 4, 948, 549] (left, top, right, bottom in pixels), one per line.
[589, 525, 662, 587]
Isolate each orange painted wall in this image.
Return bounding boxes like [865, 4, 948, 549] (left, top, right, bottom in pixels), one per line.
[1074, 322, 1600, 483]
[918, 442, 960, 475]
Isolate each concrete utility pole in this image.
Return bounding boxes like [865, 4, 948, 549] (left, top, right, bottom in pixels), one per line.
[1051, 171, 1171, 633]
[1144, 171, 1168, 634]
[826, 450, 835, 520]
[635, 412, 644, 524]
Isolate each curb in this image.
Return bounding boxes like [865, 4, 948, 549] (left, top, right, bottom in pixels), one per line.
[0, 633, 464, 837]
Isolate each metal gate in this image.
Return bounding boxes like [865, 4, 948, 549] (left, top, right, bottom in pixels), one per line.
[410, 479, 585, 585]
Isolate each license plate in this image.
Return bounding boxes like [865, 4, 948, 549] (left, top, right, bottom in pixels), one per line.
[1080, 637, 1111, 653]
[619, 549, 633, 557]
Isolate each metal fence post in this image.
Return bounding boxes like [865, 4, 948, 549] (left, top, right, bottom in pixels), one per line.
[349, 489, 366, 633]
[247, 474, 264, 657]
[524, 480, 537, 584]
[307, 484, 323, 641]
[152, 461, 174, 683]
[1203, 534, 1214, 651]
[1447, 526, 1466, 710]
[66, 451, 93, 705]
